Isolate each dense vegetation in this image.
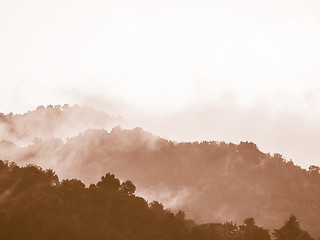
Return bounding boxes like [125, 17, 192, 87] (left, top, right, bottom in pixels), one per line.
[0, 106, 319, 238]
[0, 160, 314, 240]
[1, 127, 319, 238]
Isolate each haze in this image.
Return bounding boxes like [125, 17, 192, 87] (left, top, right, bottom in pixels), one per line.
[1, 0, 320, 168]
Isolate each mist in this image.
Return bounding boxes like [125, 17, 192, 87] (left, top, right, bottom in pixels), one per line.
[1, 0, 320, 239]
[0, 104, 121, 146]
[0, 121, 319, 237]
[72, 92, 320, 170]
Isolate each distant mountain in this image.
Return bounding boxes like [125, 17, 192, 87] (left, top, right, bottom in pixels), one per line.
[0, 126, 319, 238]
[0, 104, 121, 145]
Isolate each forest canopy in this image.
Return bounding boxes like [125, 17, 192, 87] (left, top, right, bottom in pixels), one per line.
[0, 106, 320, 239]
[0, 160, 315, 240]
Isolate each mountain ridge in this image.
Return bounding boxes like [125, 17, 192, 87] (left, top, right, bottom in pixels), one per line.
[0, 106, 319, 238]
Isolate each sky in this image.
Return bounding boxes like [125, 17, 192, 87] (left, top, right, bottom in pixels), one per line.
[0, 0, 320, 168]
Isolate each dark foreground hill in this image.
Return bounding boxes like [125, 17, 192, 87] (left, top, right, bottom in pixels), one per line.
[0, 127, 319, 238]
[1, 160, 315, 240]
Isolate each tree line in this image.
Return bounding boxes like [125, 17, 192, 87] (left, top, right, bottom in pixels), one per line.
[0, 160, 315, 240]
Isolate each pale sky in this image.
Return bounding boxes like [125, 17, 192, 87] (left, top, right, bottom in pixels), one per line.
[0, 0, 320, 168]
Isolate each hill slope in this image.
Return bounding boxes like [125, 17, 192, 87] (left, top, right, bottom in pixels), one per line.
[0, 127, 319, 238]
[0, 105, 120, 145]
[1, 160, 279, 240]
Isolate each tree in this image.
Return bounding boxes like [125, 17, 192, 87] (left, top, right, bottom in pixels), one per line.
[120, 180, 136, 196]
[149, 201, 164, 212]
[239, 218, 270, 240]
[219, 221, 238, 240]
[308, 165, 320, 174]
[96, 173, 120, 191]
[175, 210, 186, 221]
[274, 215, 300, 240]
[273, 215, 314, 240]
[60, 179, 85, 192]
[244, 217, 255, 228]
[36, 105, 45, 111]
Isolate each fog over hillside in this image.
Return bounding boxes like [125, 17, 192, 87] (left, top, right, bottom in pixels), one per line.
[0, 105, 121, 145]
[2, 0, 320, 239]
[0, 106, 319, 238]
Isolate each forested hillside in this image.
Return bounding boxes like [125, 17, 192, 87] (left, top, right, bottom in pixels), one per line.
[0, 105, 120, 144]
[1, 126, 319, 238]
[0, 160, 314, 240]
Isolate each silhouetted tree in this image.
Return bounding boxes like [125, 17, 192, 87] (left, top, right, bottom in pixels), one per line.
[96, 173, 120, 191]
[308, 165, 320, 174]
[175, 210, 186, 221]
[273, 215, 314, 240]
[0, 161, 197, 240]
[120, 180, 136, 196]
[149, 201, 164, 212]
[239, 218, 270, 240]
